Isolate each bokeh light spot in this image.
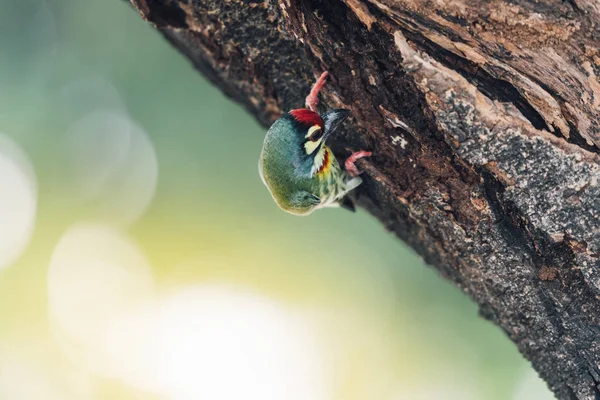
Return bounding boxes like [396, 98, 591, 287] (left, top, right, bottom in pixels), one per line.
[60, 75, 127, 118]
[48, 223, 155, 374]
[106, 286, 332, 400]
[65, 111, 158, 225]
[0, 134, 37, 271]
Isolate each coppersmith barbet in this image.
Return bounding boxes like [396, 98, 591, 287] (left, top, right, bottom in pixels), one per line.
[259, 72, 371, 215]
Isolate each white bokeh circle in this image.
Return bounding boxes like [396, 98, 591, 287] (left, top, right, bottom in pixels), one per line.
[60, 75, 127, 118]
[65, 111, 158, 226]
[105, 285, 332, 400]
[0, 134, 37, 271]
[48, 223, 155, 374]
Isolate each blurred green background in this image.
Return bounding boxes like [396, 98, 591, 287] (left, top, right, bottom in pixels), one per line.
[0, 0, 554, 399]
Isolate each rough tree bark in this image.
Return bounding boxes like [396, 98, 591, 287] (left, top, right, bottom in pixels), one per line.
[127, 0, 600, 398]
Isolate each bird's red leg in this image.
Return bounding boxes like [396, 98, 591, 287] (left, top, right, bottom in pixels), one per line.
[305, 71, 329, 112]
[345, 151, 372, 177]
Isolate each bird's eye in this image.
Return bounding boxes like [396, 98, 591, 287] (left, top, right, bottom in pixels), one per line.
[308, 126, 323, 142]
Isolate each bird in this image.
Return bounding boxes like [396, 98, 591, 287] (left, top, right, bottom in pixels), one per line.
[259, 71, 372, 215]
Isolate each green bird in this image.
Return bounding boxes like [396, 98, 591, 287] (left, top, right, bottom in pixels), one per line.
[259, 72, 371, 215]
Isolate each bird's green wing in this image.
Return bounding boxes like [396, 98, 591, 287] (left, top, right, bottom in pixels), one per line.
[290, 190, 321, 208]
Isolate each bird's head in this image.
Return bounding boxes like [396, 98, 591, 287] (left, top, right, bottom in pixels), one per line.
[289, 108, 349, 154]
[269, 108, 350, 176]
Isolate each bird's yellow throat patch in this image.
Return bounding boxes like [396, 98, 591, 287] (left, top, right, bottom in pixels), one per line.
[314, 147, 332, 178]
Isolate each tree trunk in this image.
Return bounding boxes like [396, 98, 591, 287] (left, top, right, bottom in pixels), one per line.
[127, 0, 600, 398]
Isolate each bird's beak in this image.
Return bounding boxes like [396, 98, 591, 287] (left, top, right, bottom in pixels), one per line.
[321, 109, 351, 140]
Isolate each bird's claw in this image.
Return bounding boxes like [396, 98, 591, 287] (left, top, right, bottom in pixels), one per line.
[305, 71, 329, 112]
[345, 151, 372, 177]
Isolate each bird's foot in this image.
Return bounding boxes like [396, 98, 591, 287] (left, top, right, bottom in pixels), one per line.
[305, 71, 329, 112]
[345, 151, 372, 177]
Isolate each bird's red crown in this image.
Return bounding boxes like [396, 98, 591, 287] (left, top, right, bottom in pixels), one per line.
[289, 109, 324, 128]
